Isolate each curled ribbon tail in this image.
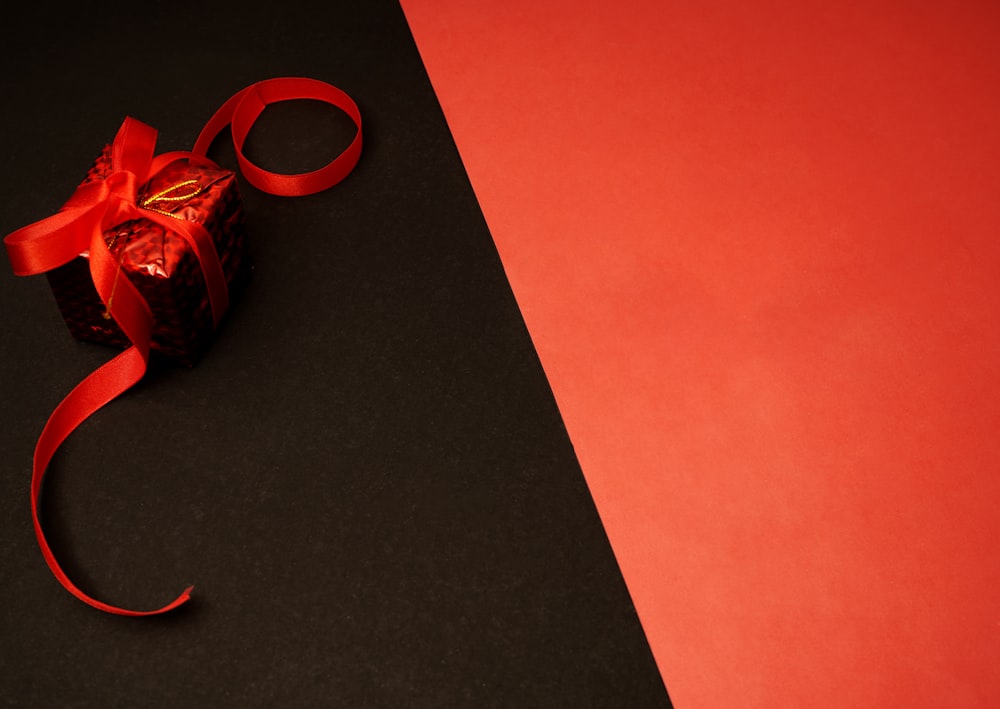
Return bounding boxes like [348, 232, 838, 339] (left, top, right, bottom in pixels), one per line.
[27, 215, 194, 616]
[6, 118, 203, 616]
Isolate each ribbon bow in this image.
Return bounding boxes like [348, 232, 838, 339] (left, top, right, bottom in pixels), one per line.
[6, 117, 230, 327]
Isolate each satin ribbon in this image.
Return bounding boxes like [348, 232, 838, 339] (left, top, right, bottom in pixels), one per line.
[193, 76, 362, 195]
[3, 77, 362, 615]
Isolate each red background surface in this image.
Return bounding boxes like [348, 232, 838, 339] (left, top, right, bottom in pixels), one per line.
[399, 1, 1000, 707]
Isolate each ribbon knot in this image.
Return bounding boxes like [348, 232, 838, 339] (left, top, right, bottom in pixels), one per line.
[104, 170, 139, 204]
[105, 169, 139, 204]
[99, 169, 144, 229]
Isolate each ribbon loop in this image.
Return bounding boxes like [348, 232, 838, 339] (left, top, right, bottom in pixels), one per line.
[111, 116, 157, 182]
[193, 76, 363, 196]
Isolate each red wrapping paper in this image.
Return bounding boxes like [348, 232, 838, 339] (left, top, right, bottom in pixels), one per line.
[46, 146, 250, 366]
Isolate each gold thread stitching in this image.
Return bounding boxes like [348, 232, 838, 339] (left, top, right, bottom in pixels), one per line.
[139, 179, 204, 220]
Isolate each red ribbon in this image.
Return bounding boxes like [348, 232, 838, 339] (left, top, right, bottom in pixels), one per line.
[4, 77, 362, 615]
[193, 76, 363, 195]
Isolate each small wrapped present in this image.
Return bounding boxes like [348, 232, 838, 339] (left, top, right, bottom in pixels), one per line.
[4, 77, 363, 617]
[46, 143, 251, 366]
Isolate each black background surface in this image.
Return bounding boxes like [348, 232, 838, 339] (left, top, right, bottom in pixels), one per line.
[0, 2, 671, 706]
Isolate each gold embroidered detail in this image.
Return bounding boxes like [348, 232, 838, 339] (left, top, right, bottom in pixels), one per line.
[101, 231, 128, 320]
[139, 179, 204, 219]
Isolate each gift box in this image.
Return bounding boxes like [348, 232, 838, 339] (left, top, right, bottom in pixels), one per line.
[45, 144, 251, 366]
[4, 77, 362, 616]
